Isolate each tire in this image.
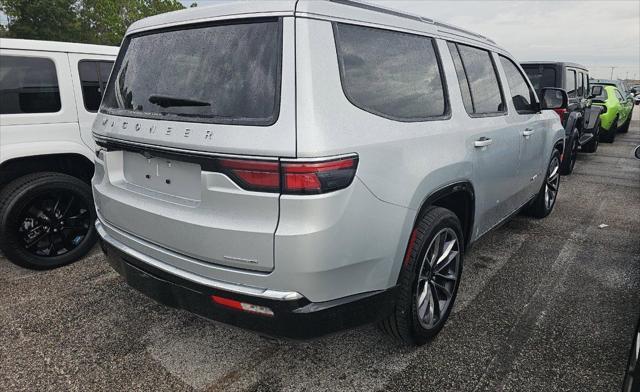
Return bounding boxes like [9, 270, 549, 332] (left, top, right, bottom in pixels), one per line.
[560, 129, 579, 175]
[600, 116, 617, 143]
[378, 207, 464, 346]
[524, 149, 561, 219]
[0, 172, 97, 270]
[581, 121, 599, 153]
[618, 113, 632, 133]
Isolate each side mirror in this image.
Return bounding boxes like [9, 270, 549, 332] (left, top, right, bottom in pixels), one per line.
[591, 85, 603, 97]
[540, 87, 568, 110]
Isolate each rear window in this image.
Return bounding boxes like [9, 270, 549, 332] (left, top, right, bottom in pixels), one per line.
[0, 56, 61, 114]
[334, 23, 448, 121]
[523, 66, 556, 96]
[101, 18, 282, 126]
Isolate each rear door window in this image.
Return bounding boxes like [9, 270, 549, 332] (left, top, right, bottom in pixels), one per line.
[566, 69, 576, 98]
[448, 42, 505, 115]
[499, 56, 537, 114]
[79, 60, 114, 112]
[577, 72, 585, 97]
[334, 23, 448, 121]
[101, 18, 283, 126]
[0, 56, 61, 114]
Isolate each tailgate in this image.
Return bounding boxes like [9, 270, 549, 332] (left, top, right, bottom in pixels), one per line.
[93, 144, 279, 272]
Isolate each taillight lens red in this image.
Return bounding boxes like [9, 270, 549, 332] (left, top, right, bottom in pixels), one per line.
[216, 155, 358, 194]
[218, 158, 280, 192]
[553, 108, 567, 124]
[282, 157, 358, 194]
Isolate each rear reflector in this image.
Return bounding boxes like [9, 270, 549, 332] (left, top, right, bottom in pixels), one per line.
[211, 295, 274, 317]
[216, 155, 358, 195]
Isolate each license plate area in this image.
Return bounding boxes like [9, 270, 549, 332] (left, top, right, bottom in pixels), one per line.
[123, 151, 201, 200]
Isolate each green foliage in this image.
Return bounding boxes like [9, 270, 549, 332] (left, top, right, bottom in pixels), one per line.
[0, 0, 185, 45]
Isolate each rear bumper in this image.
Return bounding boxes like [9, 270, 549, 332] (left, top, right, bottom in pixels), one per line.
[99, 236, 397, 340]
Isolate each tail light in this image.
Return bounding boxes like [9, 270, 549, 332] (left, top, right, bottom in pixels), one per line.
[281, 156, 358, 194]
[553, 108, 567, 124]
[218, 159, 280, 193]
[217, 155, 358, 195]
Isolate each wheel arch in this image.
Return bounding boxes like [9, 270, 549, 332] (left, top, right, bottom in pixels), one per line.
[412, 181, 475, 251]
[0, 153, 95, 189]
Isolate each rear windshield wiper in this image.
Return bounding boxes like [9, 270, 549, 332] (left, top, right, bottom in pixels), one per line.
[148, 94, 211, 108]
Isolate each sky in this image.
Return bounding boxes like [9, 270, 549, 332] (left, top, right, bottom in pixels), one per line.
[182, 0, 640, 80]
[2, 1, 637, 79]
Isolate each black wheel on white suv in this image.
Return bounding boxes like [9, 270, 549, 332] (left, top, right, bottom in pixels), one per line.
[524, 149, 561, 219]
[0, 172, 97, 270]
[379, 207, 463, 345]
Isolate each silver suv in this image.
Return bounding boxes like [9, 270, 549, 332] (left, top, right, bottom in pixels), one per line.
[92, 0, 566, 345]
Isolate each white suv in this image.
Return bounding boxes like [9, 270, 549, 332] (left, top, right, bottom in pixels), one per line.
[93, 1, 567, 344]
[0, 38, 117, 269]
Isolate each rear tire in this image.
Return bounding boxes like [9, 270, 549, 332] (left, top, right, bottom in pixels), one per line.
[600, 117, 617, 143]
[379, 207, 464, 346]
[581, 122, 599, 153]
[0, 172, 97, 270]
[618, 113, 631, 133]
[560, 129, 579, 175]
[524, 149, 561, 219]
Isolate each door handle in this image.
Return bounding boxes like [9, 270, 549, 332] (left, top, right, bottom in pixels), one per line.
[522, 128, 535, 137]
[474, 137, 493, 148]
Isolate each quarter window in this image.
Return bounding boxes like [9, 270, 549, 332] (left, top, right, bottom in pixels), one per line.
[334, 23, 447, 121]
[577, 72, 585, 97]
[448, 42, 505, 115]
[79, 60, 114, 112]
[0, 56, 61, 114]
[566, 69, 576, 98]
[499, 56, 537, 114]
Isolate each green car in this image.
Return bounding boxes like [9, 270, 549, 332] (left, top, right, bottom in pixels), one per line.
[590, 84, 634, 143]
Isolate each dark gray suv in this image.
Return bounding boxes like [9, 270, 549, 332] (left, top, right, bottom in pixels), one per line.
[522, 62, 604, 174]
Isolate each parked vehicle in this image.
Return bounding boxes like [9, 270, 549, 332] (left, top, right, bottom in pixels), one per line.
[0, 39, 117, 269]
[522, 62, 603, 173]
[634, 93, 640, 106]
[93, 0, 566, 345]
[591, 79, 635, 128]
[590, 84, 634, 142]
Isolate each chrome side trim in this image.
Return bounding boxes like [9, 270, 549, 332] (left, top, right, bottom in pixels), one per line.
[95, 218, 303, 301]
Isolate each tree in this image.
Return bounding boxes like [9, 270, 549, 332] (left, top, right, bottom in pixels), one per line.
[79, 0, 185, 45]
[0, 0, 82, 42]
[0, 0, 184, 45]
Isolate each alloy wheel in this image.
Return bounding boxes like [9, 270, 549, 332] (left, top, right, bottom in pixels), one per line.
[415, 227, 460, 329]
[15, 190, 91, 257]
[545, 156, 561, 210]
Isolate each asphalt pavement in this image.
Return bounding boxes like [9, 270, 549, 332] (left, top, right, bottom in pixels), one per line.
[1, 111, 639, 392]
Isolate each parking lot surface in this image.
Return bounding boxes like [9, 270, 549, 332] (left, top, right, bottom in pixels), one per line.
[2, 112, 639, 392]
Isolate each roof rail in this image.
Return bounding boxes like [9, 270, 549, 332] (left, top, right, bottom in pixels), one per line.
[434, 21, 495, 44]
[329, 0, 434, 24]
[328, 0, 495, 45]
